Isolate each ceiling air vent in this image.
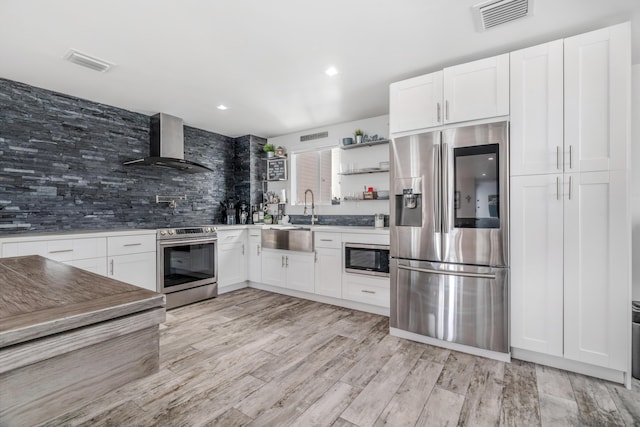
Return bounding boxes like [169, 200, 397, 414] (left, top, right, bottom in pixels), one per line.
[300, 131, 328, 142]
[472, 0, 532, 31]
[64, 49, 114, 72]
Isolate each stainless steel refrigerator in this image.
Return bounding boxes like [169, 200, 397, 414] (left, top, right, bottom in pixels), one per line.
[390, 121, 509, 354]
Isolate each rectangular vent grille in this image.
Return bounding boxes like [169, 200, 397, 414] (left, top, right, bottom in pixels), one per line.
[300, 131, 328, 142]
[473, 0, 532, 31]
[64, 49, 113, 72]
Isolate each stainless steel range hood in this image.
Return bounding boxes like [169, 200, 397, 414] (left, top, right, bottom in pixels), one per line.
[123, 113, 213, 173]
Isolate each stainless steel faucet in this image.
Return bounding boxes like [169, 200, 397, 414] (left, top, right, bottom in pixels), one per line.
[303, 189, 318, 225]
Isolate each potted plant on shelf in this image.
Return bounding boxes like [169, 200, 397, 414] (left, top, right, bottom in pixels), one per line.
[354, 129, 364, 144]
[263, 143, 276, 158]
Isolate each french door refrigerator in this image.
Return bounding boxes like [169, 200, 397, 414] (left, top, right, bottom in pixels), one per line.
[390, 121, 509, 355]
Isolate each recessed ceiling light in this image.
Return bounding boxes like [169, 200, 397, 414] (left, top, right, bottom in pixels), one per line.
[482, 173, 487, 176]
[488, 157, 495, 160]
[217, 105, 228, 110]
[325, 66, 338, 76]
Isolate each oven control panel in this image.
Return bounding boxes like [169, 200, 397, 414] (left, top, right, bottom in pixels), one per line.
[157, 226, 217, 240]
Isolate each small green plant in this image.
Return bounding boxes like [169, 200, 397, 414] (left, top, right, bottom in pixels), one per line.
[263, 144, 275, 152]
[354, 129, 364, 136]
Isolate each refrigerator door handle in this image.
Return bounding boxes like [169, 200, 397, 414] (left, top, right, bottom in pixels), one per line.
[441, 141, 450, 233]
[434, 143, 441, 233]
[397, 264, 496, 280]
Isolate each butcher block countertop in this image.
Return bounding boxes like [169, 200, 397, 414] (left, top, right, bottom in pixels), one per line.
[0, 255, 164, 348]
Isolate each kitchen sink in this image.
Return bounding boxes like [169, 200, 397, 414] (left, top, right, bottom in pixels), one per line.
[262, 227, 313, 252]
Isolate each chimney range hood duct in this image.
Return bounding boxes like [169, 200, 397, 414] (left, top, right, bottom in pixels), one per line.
[123, 113, 213, 173]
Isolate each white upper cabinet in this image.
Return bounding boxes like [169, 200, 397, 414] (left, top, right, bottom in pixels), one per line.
[510, 40, 564, 176]
[563, 171, 629, 370]
[389, 54, 509, 135]
[443, 54, 509, 124]
[389, 71, 443, 134]
[564, 23, 631, 173]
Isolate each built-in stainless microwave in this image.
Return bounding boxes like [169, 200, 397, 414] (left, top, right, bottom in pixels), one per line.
[344, 243, 390, 277]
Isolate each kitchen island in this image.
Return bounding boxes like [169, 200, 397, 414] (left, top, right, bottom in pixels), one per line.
[0, 256, 165, 426]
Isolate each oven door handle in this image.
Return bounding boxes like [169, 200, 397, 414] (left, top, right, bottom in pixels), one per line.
[397, 264, 496, 279]
[344, 243, 390, 250]
[159, 238, 218, 246]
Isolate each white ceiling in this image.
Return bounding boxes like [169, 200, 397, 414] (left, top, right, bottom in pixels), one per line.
[0, 0, 638, 138]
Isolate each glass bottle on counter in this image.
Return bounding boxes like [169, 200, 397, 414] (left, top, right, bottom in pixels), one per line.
[258, 203, 265, 223]
[252, 205, 259, 224]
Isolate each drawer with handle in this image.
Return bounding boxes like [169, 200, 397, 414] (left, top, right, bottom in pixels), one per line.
[314, 232, 341, 249]
[342, 274, 390, 307]
[1, 237, 106, 262]
[107, 234, 155, 256]
[218, 230, 245, 244]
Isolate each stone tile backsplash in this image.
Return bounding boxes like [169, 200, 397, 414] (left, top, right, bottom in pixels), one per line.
[0, 78, 383, 234]
[0, 78, 257, 233]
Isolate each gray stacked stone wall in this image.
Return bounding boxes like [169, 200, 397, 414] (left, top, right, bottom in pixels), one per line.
[0, 78, 247, 233]
[249, 135, 267, 208]
[287, 214, 388, 227]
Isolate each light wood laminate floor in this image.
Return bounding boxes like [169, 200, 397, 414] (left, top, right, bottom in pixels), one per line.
[42, 288, 639, 427]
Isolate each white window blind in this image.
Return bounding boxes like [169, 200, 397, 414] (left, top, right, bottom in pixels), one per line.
[292, 148, 339, 205]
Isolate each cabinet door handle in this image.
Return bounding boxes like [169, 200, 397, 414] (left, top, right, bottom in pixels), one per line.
[436, 102, 441, 122]
[242, 244, 245, 255]
[48, 249, 73, 254]
[110, 259, 114, 276]
[445, 100, 449, 121]
[285, 256, 289, 268]
[257, 244, 260, 256]
[319, 239, 333, 242]
[556, 177, 560, 201]
[569, 145, 573, 169]
[556, 146, 561, 170]
[123, 243, 142, 247]
[281, 256, 285, 267]
[314, 251, 318, 263]
[568, 176, 573, 200]
[361, 290, 376, 294]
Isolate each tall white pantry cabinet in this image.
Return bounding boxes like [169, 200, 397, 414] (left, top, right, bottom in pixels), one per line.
[510, 23, 631, 382]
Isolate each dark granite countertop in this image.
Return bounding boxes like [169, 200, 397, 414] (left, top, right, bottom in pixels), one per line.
[0, 256, 164, 348]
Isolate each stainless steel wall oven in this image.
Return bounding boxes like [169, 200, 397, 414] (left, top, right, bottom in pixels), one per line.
[157, 227, 217, 309]
[344, 243, 390, 277]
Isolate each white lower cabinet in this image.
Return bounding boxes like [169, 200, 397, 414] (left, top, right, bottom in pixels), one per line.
[247, 233, 262, 283]
[217, 230, 247, 288]
[286, 252, 314, 293]
[106, 234, 156, 291]
[261, 249, 314, 292]
[510, 174, 564, 356]
[511, 171, 629, 371]
[563, 171, 629, 370]
[0, 232, 157, 291]
[342, 273, 390, 308]
[314, 247, 342, 298]
[261, 249, 286, 287]
[67, 257, 108, 276]
[314, 232, 342, 298]
[107, 251, 156, 291]
[218, 245, 246, 287]
[2, 237, 106, 262]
